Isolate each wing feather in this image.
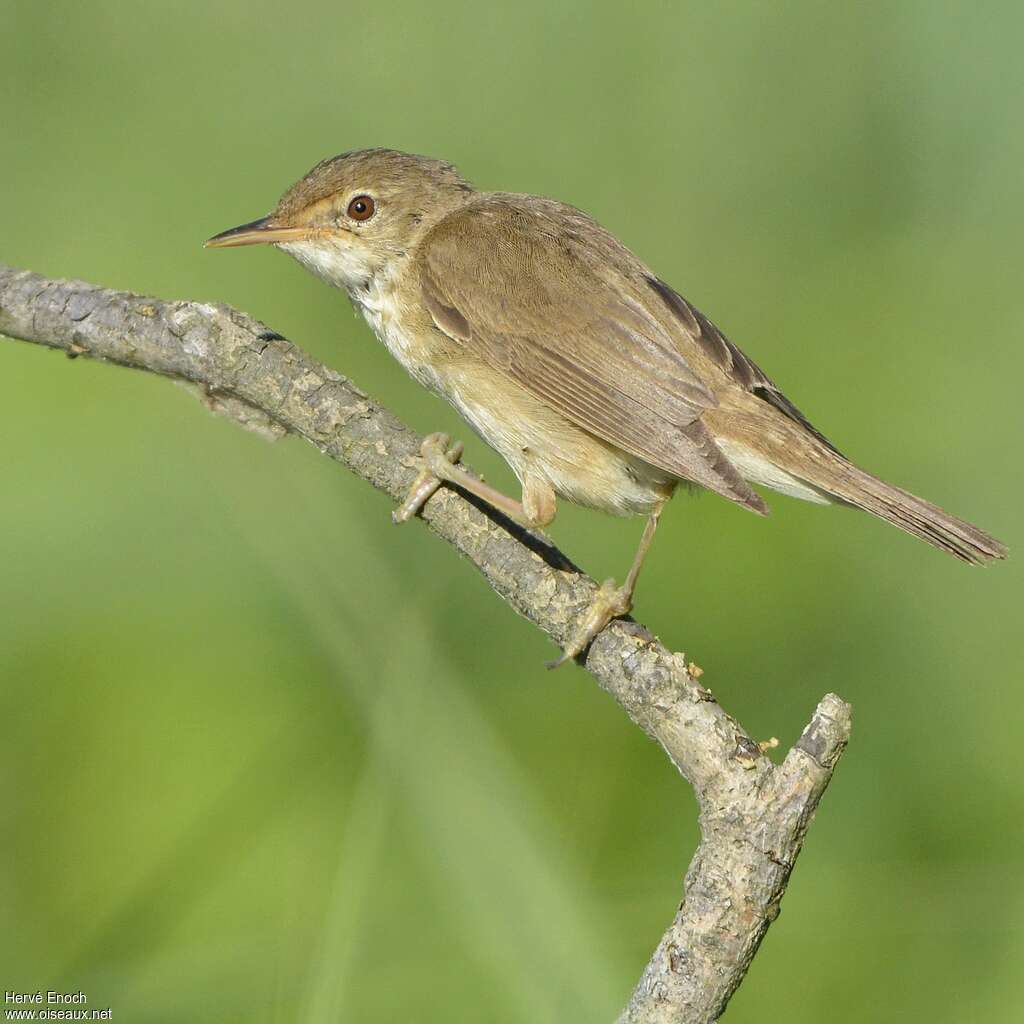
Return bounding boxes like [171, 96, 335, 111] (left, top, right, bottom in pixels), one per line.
[419, 197, 765, 511]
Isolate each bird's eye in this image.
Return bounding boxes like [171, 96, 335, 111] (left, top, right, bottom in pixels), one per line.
[346, 195, 375, 221]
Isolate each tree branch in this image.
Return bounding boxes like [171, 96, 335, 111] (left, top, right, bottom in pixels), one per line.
[0, 264, 852, 1023]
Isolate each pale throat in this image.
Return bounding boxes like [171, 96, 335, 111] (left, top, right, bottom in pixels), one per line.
[278, 237, 436, 389]
[278, 236, 383, 294]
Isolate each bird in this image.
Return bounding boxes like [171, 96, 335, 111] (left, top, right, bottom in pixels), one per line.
[205, 148, 1006, 665]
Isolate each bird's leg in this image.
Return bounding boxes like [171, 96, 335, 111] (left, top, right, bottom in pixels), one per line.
[393, 433, 555, 530]
[549, 498, 667, 669]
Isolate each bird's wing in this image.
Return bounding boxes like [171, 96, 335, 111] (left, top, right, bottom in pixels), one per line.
[418, 196, 766, 511]
[645, 277, 842, 455]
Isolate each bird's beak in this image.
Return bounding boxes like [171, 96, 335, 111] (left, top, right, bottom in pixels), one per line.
[204, 216, 315, 249]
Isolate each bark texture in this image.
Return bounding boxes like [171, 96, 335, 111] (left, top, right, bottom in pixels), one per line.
[0, 264, 852, 1023]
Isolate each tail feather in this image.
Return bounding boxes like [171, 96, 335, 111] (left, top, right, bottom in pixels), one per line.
[811, 458, 1006, 565]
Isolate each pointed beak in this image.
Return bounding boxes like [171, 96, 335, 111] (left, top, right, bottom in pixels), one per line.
[204, 217, 315, 249]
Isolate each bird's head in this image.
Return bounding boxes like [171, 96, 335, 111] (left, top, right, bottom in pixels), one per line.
[205, 148, 474, 291]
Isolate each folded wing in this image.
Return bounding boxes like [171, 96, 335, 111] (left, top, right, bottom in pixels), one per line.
[418, 197, 766, 512]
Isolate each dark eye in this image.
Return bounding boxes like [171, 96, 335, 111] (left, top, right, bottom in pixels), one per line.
[346, 195, 375, 221]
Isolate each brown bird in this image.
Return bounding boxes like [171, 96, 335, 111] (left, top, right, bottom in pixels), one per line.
[206, 149, 1006, 665]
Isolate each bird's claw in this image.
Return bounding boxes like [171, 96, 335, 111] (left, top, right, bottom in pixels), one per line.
[546, 578, 633, 669]
[393, 432, 465, 523]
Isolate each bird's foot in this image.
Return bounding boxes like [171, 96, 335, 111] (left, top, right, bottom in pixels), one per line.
[393, 433, 465, 524]
[547, 578, 633, 669]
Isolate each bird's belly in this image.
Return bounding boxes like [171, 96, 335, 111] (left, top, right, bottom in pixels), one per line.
[444, 364, 674, 517]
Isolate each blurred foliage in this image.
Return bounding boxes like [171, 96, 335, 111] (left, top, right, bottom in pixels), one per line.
[1, 1, 1021, 1020]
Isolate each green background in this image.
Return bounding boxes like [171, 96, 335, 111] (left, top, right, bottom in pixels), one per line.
[2, 1, 1021, 1020]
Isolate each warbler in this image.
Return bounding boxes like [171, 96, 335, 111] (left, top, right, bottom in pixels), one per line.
[206, 149, 1006, 664]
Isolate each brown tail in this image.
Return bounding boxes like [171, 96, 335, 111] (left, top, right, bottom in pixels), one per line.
[809, 456, 1006, 565]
